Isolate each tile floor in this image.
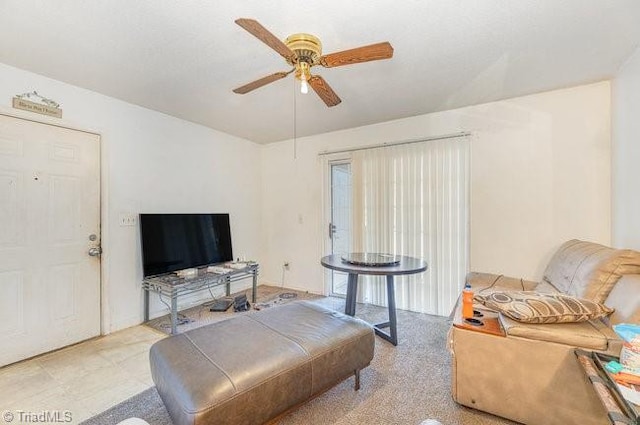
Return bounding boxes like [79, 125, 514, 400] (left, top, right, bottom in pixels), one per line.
[0, 325, 166, 424]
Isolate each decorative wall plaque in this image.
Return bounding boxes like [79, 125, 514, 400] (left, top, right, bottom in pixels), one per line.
[12, 91, 62, 118]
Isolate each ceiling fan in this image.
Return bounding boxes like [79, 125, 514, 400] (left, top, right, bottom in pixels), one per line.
[232, 18, 394, 107]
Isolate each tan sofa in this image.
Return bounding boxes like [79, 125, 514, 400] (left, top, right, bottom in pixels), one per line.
[449, 239, 640, 425]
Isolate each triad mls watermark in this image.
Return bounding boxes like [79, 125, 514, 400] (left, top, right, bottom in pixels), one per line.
[2, 410, 72, 423]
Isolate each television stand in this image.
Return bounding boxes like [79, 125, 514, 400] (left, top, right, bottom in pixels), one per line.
[142, 262, 259, 334]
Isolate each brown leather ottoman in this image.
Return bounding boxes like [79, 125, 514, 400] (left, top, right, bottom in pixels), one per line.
[149, 301, 375, 425]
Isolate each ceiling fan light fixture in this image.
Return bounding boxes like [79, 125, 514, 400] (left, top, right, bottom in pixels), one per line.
[296, 61, 311, 94]
[285, 33, 322, 66]
[286, 33, 318, 95]
[233, 19, 393, 107]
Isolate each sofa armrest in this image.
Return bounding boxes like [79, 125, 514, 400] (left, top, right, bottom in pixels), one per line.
[499, 315, 620, 353]
[605, 274, 640, 325]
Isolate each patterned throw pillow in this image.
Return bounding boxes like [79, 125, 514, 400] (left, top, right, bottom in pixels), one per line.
[474, 291, 614, 324]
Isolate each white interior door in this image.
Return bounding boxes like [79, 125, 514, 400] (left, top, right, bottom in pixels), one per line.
[0, 114, 101, 366]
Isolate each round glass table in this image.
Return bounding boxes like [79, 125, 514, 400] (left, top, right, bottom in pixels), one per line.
[320, 253, 427, 346]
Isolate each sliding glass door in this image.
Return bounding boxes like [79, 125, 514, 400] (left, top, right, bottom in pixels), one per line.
[324, 135, 469, 315]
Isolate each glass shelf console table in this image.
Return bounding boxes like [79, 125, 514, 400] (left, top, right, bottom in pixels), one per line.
[142, 262, 259, 334]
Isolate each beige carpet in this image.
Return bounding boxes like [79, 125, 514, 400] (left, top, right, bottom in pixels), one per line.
[85, 289, 517, 425]
[278, 298, 516, 425]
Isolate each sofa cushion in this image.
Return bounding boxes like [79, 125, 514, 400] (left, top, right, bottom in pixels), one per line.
[474, 291, 614, 324]
[543, 239, 640, 303]
[532, 280, 561, 294]
[465, 272, 538, 292]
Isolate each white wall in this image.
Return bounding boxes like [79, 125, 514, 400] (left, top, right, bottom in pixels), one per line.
[0, 63, 262, 333]
[261, 82, 611, 294]
[0, 60, 615, 329]
[613, 47, 640, 250]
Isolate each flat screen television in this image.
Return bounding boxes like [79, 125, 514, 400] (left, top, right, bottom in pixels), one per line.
[140, 213, 233, 277]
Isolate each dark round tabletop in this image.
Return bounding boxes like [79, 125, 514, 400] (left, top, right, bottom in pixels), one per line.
[320, 254, 427, 276]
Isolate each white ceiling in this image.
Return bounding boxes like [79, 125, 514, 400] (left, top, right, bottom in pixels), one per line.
[1, 1, 639, 144]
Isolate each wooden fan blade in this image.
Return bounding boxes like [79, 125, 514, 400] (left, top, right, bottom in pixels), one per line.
[320, 42, 394, 68]
[235, 18, 295, 60]
[308, 75, 342, 107]
[233, 71, 291, 94]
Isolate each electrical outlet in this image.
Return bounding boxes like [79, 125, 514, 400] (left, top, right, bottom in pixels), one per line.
[119, 213, 137, 226]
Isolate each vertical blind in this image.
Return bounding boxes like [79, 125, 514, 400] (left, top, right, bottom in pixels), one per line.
[350, 136, 470, 316]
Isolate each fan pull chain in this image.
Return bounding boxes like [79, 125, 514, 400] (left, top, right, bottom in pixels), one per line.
[293, 76, 297, 160]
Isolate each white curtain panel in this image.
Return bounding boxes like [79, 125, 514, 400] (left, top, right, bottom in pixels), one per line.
[351, 136, 470, 316]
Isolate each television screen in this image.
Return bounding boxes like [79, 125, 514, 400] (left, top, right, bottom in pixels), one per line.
[140, 213, 233, 277]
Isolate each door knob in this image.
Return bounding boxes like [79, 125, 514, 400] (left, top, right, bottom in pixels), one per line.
[88, 247, 102, 257]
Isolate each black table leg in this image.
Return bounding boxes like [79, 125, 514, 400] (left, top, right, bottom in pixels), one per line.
[144, 288, 149, 322]
[345, 273, 358, 316]
[373, 275, 398, 346]
[251, 270, 257, 303]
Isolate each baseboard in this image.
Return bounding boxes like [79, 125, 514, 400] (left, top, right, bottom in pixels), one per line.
[259, 280, 324, 296]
